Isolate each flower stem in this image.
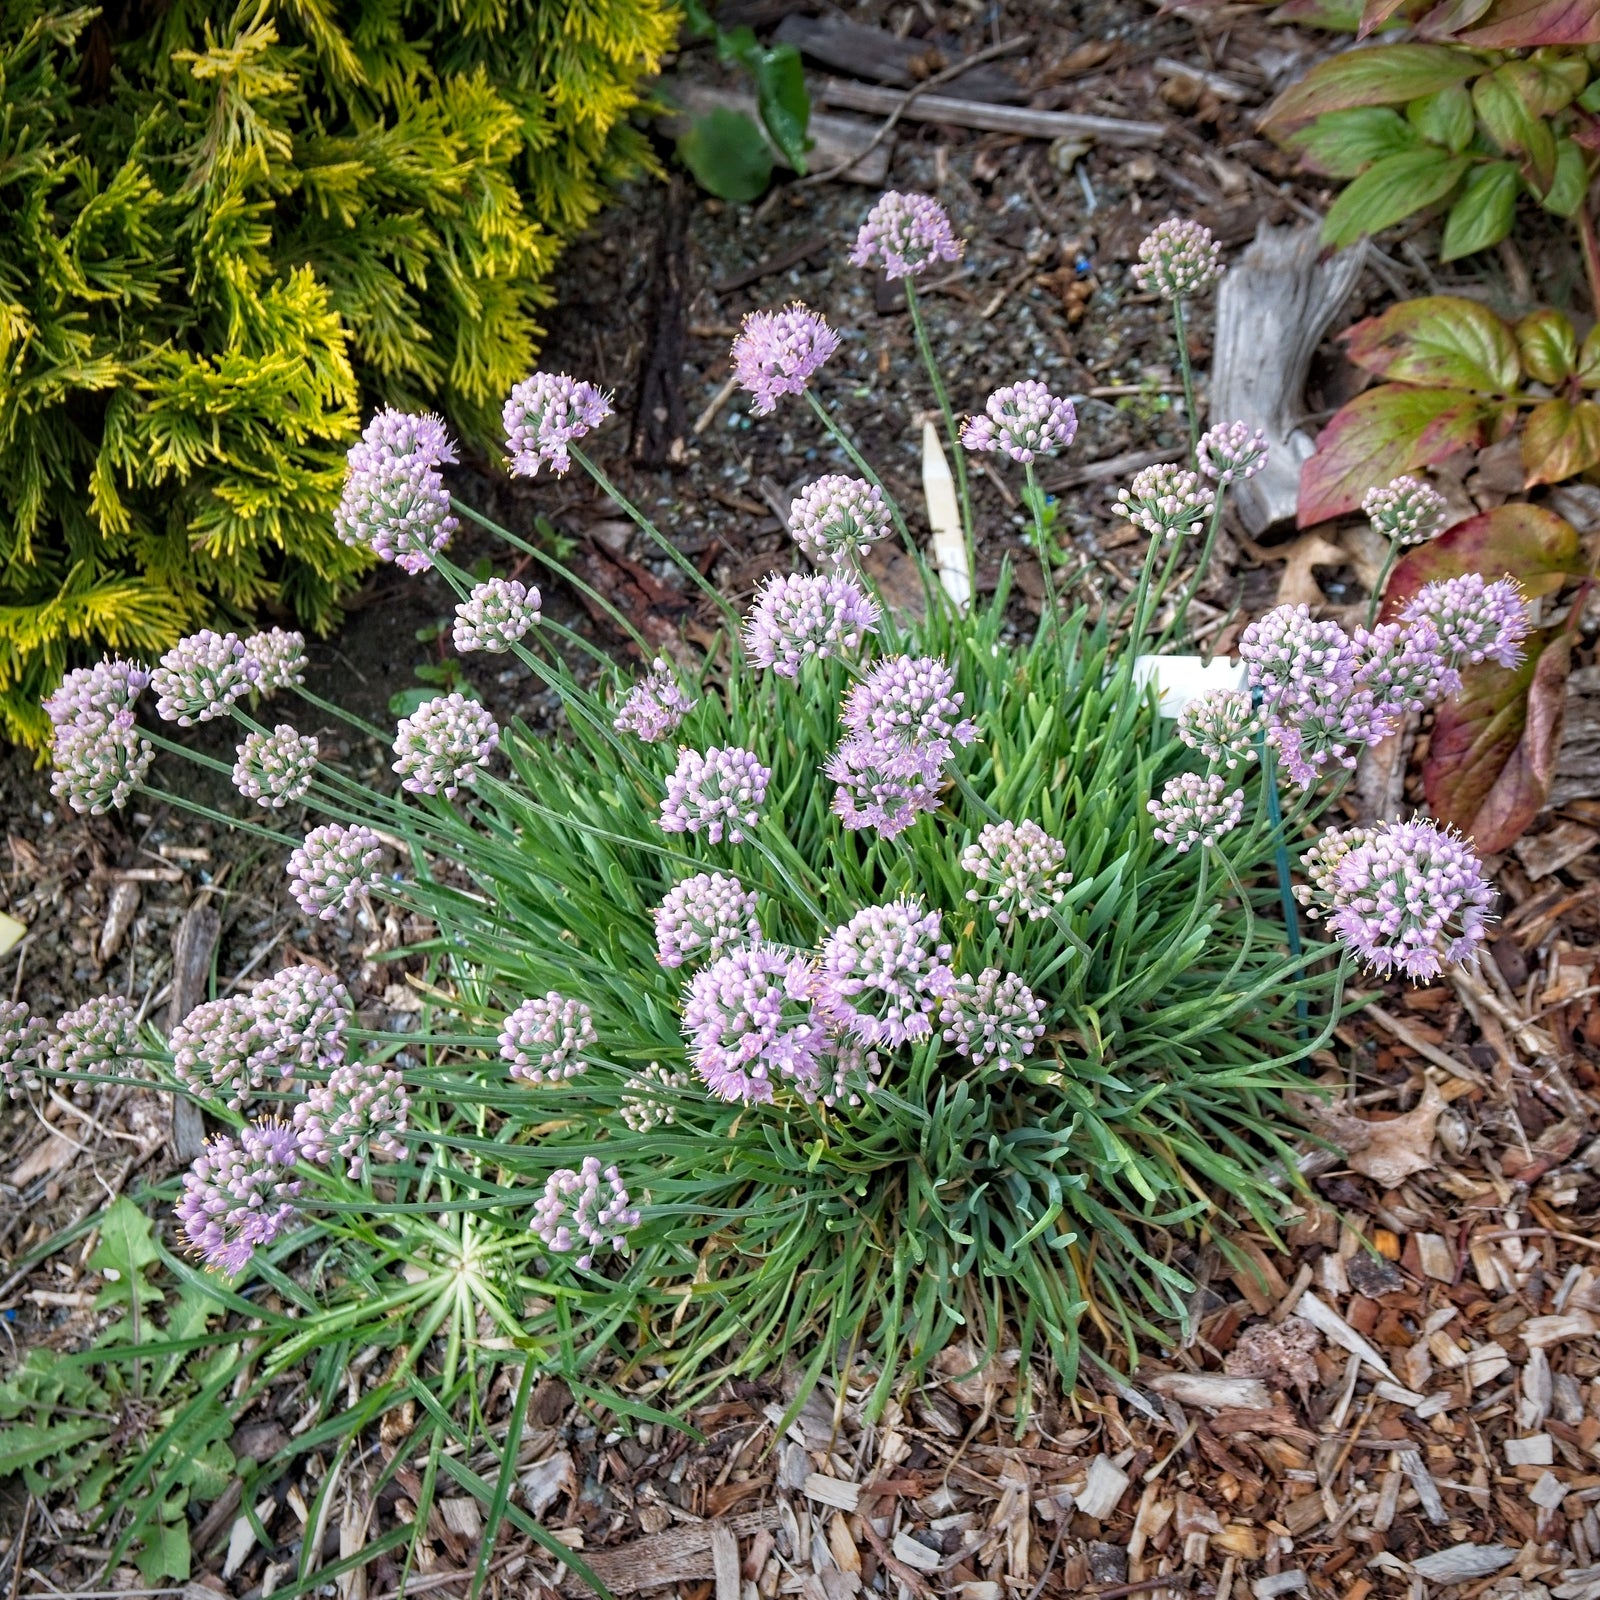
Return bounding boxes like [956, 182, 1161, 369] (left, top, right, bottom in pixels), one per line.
[295, 686, 391, 745]
[1256, 726, 1308, 1030]
[1164, 488, 1228, 648]
[1365, 538, 1401, 628]
[1171, 297, 1200, 465]
[1023, 462, 1062, 646]
[905, 280, 976, 584]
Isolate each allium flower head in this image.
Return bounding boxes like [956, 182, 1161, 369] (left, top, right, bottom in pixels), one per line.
[960, 381, 1078, 463]
[500, 994, 597, 1084]
[287, 823, 385, 920]
[531, 1157, 640, 1269]
[249, 964, 351, 1077]
[171, 996, 266, 1111]
[233, 725, 317, 808]
[503, 372, 612, 477]
[619, 1061, 692, 1132]
[850, 191, 964, 280]
[50, 994, 141, 1081]
[815, 898, 953, 1049]
[1113, 463, 1214, 540]
[175, 1120, 302, 1275]
[45, 658, 149, 730]
[654, 872, 761, 969]
[1323, 820, 1493, 981]
[1353, 620, 1453, 717]
[1401, 573, 1529, 672]
[1133, 217, 1224, 299]
[816, 1034, 884, 1109]
[393, 693, 499, 798]
[841, 654, 976, 763]
[1197, 422, 1269, 485]
[349, 406, 457, 472]
[1177, 689, 1260, 770]
[453, 578, 541, 653]
[826, 735, 945, 840]
[788, 476, 892, 566]
[730, 304, 840, 416]
[743, 573, 880, 676]
[682, 942, 826, 1103]
[152, 630, 258, 725]
[1363, 475, 1448, 546]
[614, 659, 695, 743]
[940, 968, 1046, 1067]
[1294, 825, 1376, 913]
[1148, 772, 1244, 852]
[50, 717, 153, 815]
[1, 1002, 49, 1100]
[659, 745, 770, 845]
[1239, 606, 1355, 706]
[246, 629, 308, 694]
[335, 451, 457, 574]
[294, 1057, 408, 1179]
[961, 819, 1072, 925]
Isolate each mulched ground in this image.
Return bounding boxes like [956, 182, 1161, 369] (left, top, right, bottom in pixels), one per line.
[4, 0, 1600, 1593]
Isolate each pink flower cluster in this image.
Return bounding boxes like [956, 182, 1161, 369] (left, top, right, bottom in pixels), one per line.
[46, 655, 153, 816]
[248, 628, 308, 694]
[730, 305, 840, 416]
[336, 408, 459, 573]
[1133, 218, 1224, 300]
[531, 1157, 640, 1269]
[1113, 464, 1213, 541]
[1148, 773, 1243, 853]
[653, 871, 761, 969]
[453, 578, 541, 653]
[961, 381, 1078, 464]
[500, 993, 597, 1084]
[659, 745, 770, 845]
[152, 630, 258, 725]
[1363, 475, 1448, 545]
[1176, 689, 1259, 771]
[814, 898, 952, 1049]
[743, 573, 879, 676]
[49, 995, 142, 1084]
[960, 819, 1071, 925]
[286, 823, 386, 920]
[825, 737, 944, 840]
[0, 1002, 49, 1100]
[175, 1120, 302, 1275]
[850, 191, 963, 280]
[233, 724, 317, 808]
[294, 1057, 409, 1179]
[614, 659, 695, 743]
[503, 373, 612, 477]
[1197, 422, 1269, 485]
[171, 996, 269, 1110]
[392, 693, 500, 798]
[788, 476, 891, 566]
[682, 942, 826, 1102]
[1401, 574, 1529, 672]
[940, 968, 1046, 1068]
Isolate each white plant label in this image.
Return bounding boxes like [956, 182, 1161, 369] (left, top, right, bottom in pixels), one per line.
[1132, 653, 1247, 718]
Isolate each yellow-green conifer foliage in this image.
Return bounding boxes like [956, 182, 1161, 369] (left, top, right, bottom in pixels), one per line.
[0, 1, 677, 747]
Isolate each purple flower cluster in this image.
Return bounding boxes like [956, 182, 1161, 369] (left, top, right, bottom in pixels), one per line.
[825, 736, 944, 840]
[152, 630, 258, 725]
[247, 629, 307, 694]
[350, 407, 458, 472]
[842, 655, 977, 762]
[850, 192, 964, 280]
[249, 964, 350, 1076]
[171, 996, 267, 1110]
[659, 745, 770, 845]
[531, 1157, 640, 1270]
[392, 693, 500, 798]
[504, 373, 611, 477]
[730, 305, 840, 416]
[45, 658, 149, 729]
[1148, 773, 1243, 853]
[176, 1120, 302, 1275]
[619, 1061, 691, 1132]
[500, 993, 596, 1084]
[960, 381, 1078, 464]
[453, 578, 541, 653]
[47, 657, 154, 815]
[814, 898, 952, 1049]
[1197, 422, 1269, 485]
[1363, 475, 1448, 546]
[1, 1002, 49, 1100]
[940, 969, 1046, 1067]
[1353, 620, 1454, 712]
[1133, 218, 1224, 300]
[653, 872, 761, 969]
[1176, 689, 1259, 771]
[682, 942, 826, 1103]
[614, 659, 695, 743]
[744, 573, 880, 676]
[961, 819, 1071, 925]
[286, 823, 386, 920]
[233, 724, 318, 808]
[50, 994, 141, 1082]
[336, 413, 459, 573]
[789, 476, 891, 566]
[1113, 464, 1213, 541]
[294, 1057, 408, 1179]
[1401, 574, 1529, 672]
[1294, 825, 1374, 914]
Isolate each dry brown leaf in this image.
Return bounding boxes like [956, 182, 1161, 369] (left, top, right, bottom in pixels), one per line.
[10, 1130, 77, 1185]
[1302, 1081, 1445, 1189]
[1275, 531, 1347, 607]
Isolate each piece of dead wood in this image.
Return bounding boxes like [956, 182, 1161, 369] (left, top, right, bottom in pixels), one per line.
[630, 177, 689, 469]
[1294, 1292, 1399, 1384]
[1210, 224, 1367, 534]
[712, 234, 831, 295]
[1147, 1373, 1273, 1411]
[168, 900, 221, 1161]
[814, 78, 1166, 145]
[773, 14, 1026, 103]
[556, 1508, 782, 1593]
[1041, 447, 1173, 493]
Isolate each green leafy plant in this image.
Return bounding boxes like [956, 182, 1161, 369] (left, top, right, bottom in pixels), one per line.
[1270, 0, 1600, 46]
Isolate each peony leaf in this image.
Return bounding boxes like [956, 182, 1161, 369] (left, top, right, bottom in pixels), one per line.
[1342, 294, 1520, 392]
[1473, 65, 1559, 190]
[1523, 397, 1600, 486]
[1359, 0, 1420, 35]
[1439, 161, 1520, 260]
[1407, 83, 1476, 150]
[1263, 44, 1485, 128]
[1320, 148, 1471, 246]
[1456, 0, 1600, 45]
[1284, 107, 1420, 177]
[1541, 139, 1588, 217]
[1516, 308, 1578, 385]
[1415, 0, 1497, 35]
[1297, 386, 1487, 525]
[1580, 323, 1600, 387]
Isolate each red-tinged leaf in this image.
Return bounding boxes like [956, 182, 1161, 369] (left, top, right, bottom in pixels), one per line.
[1515, 309, 1578, 385]
[1456, 0, 1600, 45]
[1320, 149, 1470, 246]
[1274, 0, 1366, 27]
[1341, 295, 1519, 392]
[1415, 0, 1496, 36]
[1262, 44, 1484, 129]
[1297, 385, 1487, 525]
[1473, 67, 1559, 190]
[1359, 0, 1416, 34]
[1424, 629, 1570, 852]
[1579, 323, 1600, 387]
[1523, 397, 1600, 486]
[1381, 502, 1584, 621]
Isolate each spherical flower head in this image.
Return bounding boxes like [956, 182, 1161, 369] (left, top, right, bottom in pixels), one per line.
[1197, 422, 1270, 485]
[45, 658, 149, 730]
[50, 994, 142, 1081]
[293, 1056, 408, 1179]
[682, 941, 826, 1103]
[614, 659, 695, 743]
[730, 304, 840, 417]
[788, 476, 891, 566]
[287, 823, 386, 920]
[1265, 679, 1391, 790]
[744, 573, 880, 677]
[453, 578, 542, 653]
[816, 1034, 884, 1109]
[659, 745, 770, 845]
[175, 1120, 302, 1276]
[233, 724, 318, 809]
[50, 716, 153, 815]
[960, 381, 1078, 464]
[171, 996, 267, 1111]
[619, 1061, 692, 1132]
[1363, 475, 1448, 546]
[500, 993, 597, 1084]
[1326, 819, 1493, 981]
[503, 372, 611, 477]
[1113, 463, 1214, 541]
[1148, 772, 1244, 852]
[1239, 606, 1356, 707]
[940, 968, 1046, 1068]
[815, 898, 953, 1049]
[152, 630, 258, 725]
[1400, 573, 1530, 672]
[1177, 689, 1260, 771]
[248, 964, 351, 1077]
[1294, 824, 1377, 915]
[0, 1002, 49, 1100]
[336, 452, 457, 574]
[246, 629, 308, 695]
[393, 693, 499, 799]
[841, 654, 977, 763]
[960, 818, 1072, 925]
[654, 872, 761, 970]
[850, 191, 964, 280]
[349, 408, 457, 474]
[826, 735, 945, 841]
[1133, 217, 1224, 300]
[531, 1157, 640, 1270]
[1353, 620, 1453, 718]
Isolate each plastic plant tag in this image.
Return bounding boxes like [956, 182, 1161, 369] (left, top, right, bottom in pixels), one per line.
[1132, 654, 1246, 718]
[922, 419, 971, 610]
[0, 911, 23, 959]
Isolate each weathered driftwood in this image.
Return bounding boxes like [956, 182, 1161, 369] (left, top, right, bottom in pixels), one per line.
[814, 78, 1166, 145]
[774, 14, 1025, 103]
[1210, 223, 1367, 534]
[556, 1508, 783, 1593]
